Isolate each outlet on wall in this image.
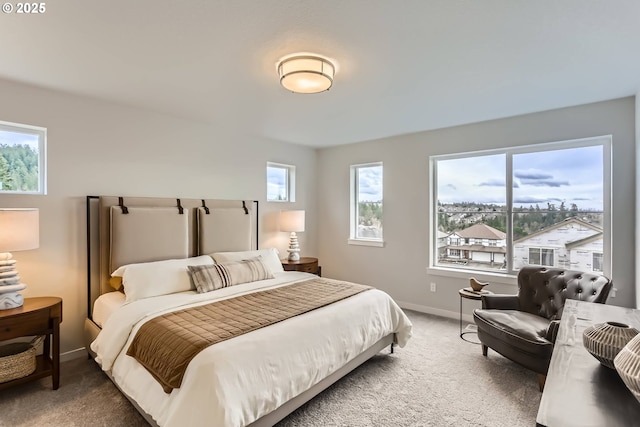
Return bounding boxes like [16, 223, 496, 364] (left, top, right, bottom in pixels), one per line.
[430, 282, 437, 292]
[610, 287, 617, 298]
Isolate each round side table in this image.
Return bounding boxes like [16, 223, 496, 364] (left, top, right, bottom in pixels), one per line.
[459, 288, 493, 344]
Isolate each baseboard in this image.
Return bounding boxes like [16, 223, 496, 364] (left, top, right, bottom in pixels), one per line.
[61, 347, 87, 362]
[396, 301, 474, 323]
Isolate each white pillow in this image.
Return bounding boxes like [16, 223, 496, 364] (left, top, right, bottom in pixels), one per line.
[210, 248, 284, 274]
[112, 255, 214, 303]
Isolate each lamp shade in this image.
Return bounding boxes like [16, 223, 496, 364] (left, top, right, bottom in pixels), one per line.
[0, 208, 39, 252]
[280, 210, 305, 233]
[277, 55, 335, 94]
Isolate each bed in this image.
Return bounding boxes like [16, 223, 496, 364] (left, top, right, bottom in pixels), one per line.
[84, 196, 412, 427]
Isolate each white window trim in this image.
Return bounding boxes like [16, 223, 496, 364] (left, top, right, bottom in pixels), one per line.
[0, 120, 47, 195]
[349, 162, 384, 246]
[429, 135, 612, 278]
[348, 238, 385, 247]
[266, 162, 295, 202]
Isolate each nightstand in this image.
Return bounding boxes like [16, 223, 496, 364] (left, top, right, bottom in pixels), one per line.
[0, 297, 62, 390]
[281, 257, 321, 276]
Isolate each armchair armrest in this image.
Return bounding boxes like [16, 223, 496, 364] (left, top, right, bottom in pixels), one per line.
[481, 294, 519, 310]
[546, 320, 561, 343]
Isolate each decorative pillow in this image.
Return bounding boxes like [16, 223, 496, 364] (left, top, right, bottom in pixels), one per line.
[210, 248, 284, 274]
[188, 257, 274, 293]
[112, 255, 214, 303]
[109, 276, 123, 291]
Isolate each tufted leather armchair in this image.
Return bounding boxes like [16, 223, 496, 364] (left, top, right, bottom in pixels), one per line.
[473, 266, 612, 391]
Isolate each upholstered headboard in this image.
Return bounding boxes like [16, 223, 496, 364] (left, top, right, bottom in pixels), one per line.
[86, 196, 258, 319]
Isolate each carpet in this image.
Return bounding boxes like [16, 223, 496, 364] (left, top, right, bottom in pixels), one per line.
[0, 310, 541, 426]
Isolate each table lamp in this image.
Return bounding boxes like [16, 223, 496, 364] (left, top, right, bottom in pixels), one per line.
[0, 208, 39, 310]
[280, 210, 305, 261]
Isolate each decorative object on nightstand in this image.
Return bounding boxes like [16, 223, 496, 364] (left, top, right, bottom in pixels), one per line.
[280, 210, 305, 261]
[469, 277, 489, 292]
[583, 321, 639, 369]
[615, 333, 640, 403]
[0, 208, 39, 310]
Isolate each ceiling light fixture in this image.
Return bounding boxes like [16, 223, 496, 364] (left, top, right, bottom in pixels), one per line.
[277, 54, 335, 94]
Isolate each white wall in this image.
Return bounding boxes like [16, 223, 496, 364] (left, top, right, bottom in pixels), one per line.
[317, 97, 636, 320]
[0, 78, 317, 357]
[637, 93, 640, 309]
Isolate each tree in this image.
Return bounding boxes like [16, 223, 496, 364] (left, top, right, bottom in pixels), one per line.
[0, 155, 13, 190]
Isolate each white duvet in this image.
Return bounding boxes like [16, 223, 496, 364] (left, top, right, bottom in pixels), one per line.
[91, 272, 412, 427]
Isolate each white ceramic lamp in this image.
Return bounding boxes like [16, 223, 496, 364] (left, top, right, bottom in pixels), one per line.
[0, 208, 39, 310]
[280, 210, 305, 261]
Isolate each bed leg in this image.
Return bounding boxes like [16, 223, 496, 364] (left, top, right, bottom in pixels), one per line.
[390, 343, 394, 354]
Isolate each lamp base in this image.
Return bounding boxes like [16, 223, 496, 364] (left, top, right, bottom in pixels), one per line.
[0, 291, 24, 310]
[287, 232, 301, 261]
[0, 253, 25, 309]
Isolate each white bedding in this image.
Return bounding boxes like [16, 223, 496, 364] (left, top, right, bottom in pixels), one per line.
[92, 291, 126, 327]
[91, 271, 412, 427]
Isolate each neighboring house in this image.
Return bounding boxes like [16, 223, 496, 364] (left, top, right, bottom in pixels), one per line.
[437, 230, 449, 258]
[442, 223, 507, 266]
[513, 218, 603, 272]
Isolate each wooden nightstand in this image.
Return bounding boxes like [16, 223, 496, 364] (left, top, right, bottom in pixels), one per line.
[0, 296, 63, 390]
[281, 257, 321, 276]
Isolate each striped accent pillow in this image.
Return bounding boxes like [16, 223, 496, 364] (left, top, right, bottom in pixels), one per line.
[187, 257, 274, 293]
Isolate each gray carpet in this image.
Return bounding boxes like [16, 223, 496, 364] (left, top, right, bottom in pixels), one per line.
[0, 311, 541, 426]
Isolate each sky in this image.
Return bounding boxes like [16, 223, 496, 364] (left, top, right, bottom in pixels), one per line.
[267, 166, 288, 200]
[0, 129, 40, 150]
[358, 165, 382, 202]
[437, 144, 604, 211]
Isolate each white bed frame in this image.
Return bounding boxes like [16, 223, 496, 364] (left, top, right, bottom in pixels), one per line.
[84, 195, 395, 426]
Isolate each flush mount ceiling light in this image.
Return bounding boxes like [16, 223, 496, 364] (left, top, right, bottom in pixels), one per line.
[277, 54, 336, 94]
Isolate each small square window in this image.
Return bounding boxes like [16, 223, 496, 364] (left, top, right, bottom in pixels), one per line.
[267, 162, 295, 202]
[0, 121, 46, 195]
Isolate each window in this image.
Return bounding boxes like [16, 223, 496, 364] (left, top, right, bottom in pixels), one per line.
[593, 253, 603, 272]
[266, 162, 295, 202]
[529, 248, 555, 267]
[431, 136, 610, 276]
[0, 121, 46, 194]
[350, 162, 383, 245]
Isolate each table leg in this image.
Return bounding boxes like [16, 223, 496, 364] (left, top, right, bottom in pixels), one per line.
[459, 295, 463, 338]
[52, 317, 60, 390]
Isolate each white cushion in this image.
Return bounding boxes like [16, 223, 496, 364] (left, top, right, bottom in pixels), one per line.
[112, 255, 214, 303]
[210, 248, 284, 274]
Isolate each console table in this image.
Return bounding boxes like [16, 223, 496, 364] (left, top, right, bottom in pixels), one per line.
[536, 299, 640, 426]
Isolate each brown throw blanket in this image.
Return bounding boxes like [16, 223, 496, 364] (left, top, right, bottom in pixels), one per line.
[126, 277, 372, 393]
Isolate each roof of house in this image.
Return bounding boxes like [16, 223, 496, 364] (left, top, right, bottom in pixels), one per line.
[456, 223, 506, 240]
[437, 231, 450, 239]
[448, 244, 506, 254]
[513, 217, 602, 244]
[565, 232, 604, 249]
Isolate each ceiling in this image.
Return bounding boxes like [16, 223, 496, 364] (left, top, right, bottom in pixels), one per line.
[1, 1, 639, 148]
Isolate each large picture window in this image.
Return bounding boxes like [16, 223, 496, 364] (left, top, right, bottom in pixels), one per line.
[431, 136, 610, 275]
[350, 162, 383, 245]
[0, 121, 46, 194]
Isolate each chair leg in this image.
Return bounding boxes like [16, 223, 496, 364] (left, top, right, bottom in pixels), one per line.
[482, 344, 488, 356]
[538, 374, 546, 392]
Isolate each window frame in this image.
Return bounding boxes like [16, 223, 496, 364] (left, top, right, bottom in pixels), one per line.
[429, 135, 612, 280]
[266, 162, 295, 202]
[0, 120, 47, 195]
[349, 162, 384, 247]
